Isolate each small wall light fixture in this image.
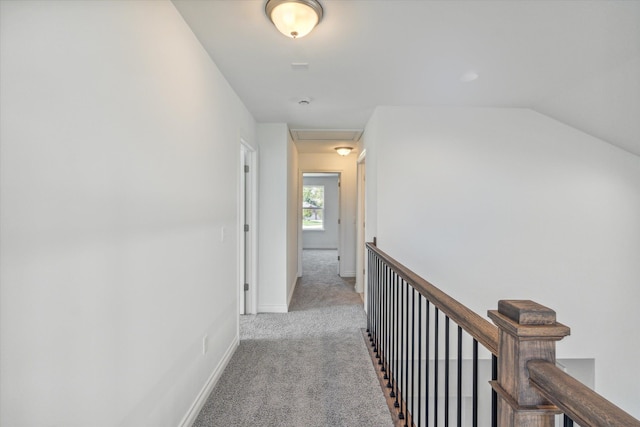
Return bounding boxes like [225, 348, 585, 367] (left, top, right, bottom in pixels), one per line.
[265, 0, 323, 39]
[335, 147, 353, 156]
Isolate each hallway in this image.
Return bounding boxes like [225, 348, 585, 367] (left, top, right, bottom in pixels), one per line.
[193, 250, 392, 426]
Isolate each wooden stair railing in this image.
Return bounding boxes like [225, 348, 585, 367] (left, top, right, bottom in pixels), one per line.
[366, 242, 499, 355]
[366, 242, 499, 426]
[527, 360, 640, 427]
[366, 242, 640, 427]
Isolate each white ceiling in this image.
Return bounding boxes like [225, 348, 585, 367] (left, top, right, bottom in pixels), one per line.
[172, 0, 640, 156]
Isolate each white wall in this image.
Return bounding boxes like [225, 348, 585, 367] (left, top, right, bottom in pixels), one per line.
[363, 106, 640, 418]
[257, 123, 300, 312]
[298, 153, 358, 277]
[302, 175, 340, 250]
[257, 124, 288, 312]
[0, 1, 256, 426]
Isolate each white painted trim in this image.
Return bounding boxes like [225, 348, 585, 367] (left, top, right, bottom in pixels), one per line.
[341, 270, 357, 277]
[179, 336, 239, 427]
[248, 147, 259, 315]
[297, 168, 303, 278]
[239, 138, 258, 315]
[238, 145, 247, 315]
[287, 277, 299, 308]
[357, 149, 367, 164]
[355, 153, 366, 294]
[257, 304, 288, 313]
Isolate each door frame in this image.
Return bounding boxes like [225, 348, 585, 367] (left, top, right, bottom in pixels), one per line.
[239, 139, 258, 315]
[355, 150, 366, 293]
[298, 170, 343, 277]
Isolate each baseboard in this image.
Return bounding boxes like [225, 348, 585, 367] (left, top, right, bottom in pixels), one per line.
[178, 336, 239, 427]
[257, 304, 288, 313]
[341, 271, 356, 277]
[287, 277, 299, 309]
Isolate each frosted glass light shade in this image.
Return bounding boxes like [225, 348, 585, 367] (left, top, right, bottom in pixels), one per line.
[335, 147, 353, 156]
[266, 0, 323, 39]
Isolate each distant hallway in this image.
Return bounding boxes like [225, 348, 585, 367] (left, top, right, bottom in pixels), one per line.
[296, 249, 359, 310]
[193, 250, 392, 426]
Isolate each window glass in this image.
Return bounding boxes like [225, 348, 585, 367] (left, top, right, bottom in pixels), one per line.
[302, 185, 324, 230]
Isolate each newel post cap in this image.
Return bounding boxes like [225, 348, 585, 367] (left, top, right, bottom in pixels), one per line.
[488, 300, 570, 339]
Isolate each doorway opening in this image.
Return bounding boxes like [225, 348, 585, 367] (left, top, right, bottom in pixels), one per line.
[300, 172, 341, 277]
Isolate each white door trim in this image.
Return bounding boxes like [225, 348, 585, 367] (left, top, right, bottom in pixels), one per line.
[356, 150, 366, 294]
[239, 139, 258, 315]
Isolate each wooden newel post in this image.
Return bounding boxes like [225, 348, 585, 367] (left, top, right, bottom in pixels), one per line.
[488, 300, 571, 427]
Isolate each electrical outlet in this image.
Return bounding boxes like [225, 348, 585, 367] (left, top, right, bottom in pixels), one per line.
[202, 335, 208, 355]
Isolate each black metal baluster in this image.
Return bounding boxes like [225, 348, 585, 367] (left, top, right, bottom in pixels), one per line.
[388, 271, 395, 390]
[379, 263, 385, 367]
[425, 301, 430, 423]
[382, 268, 393, 372]
[434, 307, 439, 426]
[376, 257, 381, 359]
[370, 254, 375, 342]
[367, 250, 371, 337]
[457, 326, 462, 427]
[370, 252, 375, 346]
[398, 277, 404, 419]
[379, 261, 382, 357]
[377, 257, 381, 353]
[370, 252, 375, 342]
[445, 316, 450, 427]
[404, 280, 410, 425]
[417, 295, 422, 427]
[387, 269, 392, 377]
[375, 257, 380, 360]
[393, 272, 400, 408]
[383, 266, 390, 377]
[472, 339, 478, 427]
[390, 273, 394, 387]
[410, 287, 415, 425]
[386, 265, 391, 371]
[491, 354, 497, 427]
[380, 264, 391, 370]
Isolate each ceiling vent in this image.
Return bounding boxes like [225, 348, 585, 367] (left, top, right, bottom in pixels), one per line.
[290, 129, 363, 154]
[290, 129, 363, 143]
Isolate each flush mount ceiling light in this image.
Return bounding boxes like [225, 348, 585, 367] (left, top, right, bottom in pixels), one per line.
[265, 0, 323, 39]
[335, 147, 353, 156]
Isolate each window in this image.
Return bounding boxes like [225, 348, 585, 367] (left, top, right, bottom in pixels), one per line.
[302, 185, 324, 230]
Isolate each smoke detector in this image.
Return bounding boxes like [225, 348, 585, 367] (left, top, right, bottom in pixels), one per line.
[298, 97, 311, 105]
[460, 71, 479, 82]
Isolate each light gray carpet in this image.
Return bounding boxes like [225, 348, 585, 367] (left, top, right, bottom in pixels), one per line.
[193, 249, 392, 427]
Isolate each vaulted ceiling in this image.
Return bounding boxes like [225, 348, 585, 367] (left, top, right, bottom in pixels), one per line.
[172, 0, 640, 156]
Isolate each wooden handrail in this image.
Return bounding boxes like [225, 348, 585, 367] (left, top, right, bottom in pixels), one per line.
[367, 243, 640, 426]
[366, 242, 499, 355]
[528, 360, 640, 427]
